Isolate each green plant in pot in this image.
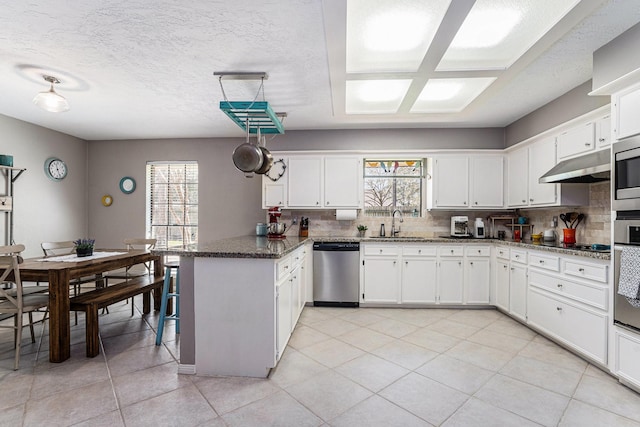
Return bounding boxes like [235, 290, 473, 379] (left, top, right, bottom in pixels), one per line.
[357, 224, 368, 237]
[74, 238, 95, 257]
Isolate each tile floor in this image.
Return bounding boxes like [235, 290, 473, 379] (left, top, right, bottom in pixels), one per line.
[1, 301, 640, 426]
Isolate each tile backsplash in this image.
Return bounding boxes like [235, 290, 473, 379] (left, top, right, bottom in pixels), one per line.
[275, 182, 611, 244]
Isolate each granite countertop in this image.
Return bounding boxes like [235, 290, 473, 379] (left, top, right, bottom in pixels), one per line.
[153, 234, 611, 261]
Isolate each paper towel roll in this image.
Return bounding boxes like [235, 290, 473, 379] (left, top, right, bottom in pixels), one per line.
[335, 209, 357, 221]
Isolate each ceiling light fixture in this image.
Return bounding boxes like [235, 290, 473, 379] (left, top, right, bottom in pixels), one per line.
[33, 75, 70, 113]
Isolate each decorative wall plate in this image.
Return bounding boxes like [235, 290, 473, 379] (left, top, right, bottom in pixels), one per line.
[119, 176, 136, 194]
[101, 194, 113, 206]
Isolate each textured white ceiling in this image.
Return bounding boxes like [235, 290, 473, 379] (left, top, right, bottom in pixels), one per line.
[0, 0, 638, 140]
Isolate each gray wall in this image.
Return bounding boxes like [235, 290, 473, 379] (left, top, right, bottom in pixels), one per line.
[593, 21, 640, 92]
[504, 80, 610, 147]
[87, 138, 264, 247]
[0, 115, 88, 258]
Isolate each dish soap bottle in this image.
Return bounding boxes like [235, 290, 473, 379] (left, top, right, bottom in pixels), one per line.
[379, 223, 386, 237]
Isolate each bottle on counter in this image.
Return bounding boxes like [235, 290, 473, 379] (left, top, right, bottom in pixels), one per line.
[379, 223, 386, 237]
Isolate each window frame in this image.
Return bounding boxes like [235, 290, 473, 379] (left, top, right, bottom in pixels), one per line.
[363, 159, 425, 217]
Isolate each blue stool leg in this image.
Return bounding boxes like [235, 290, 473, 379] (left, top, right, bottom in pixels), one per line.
[155, 267, 171, 346]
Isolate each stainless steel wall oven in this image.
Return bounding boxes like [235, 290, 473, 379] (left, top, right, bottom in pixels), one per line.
[614, 213, 640, 332]
[613, 136, 640, 211]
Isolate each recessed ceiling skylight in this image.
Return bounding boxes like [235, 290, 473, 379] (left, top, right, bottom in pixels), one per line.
[346, 0, 451, 73]
[346, 80, 412, 114]
[436, 0, 580, 71]
[411, 78, 496, 113]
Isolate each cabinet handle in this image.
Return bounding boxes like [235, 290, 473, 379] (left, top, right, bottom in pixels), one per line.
[450, 249, 454, 254]
[470, 261, 474, 266]
[418, 249, 422, 254]
[463, 201, 467, 205]
[458, 261, 462, 266]
[478, 249, 481, 254]
[326, 201, 330, 205]
[599, 138, 606, 142]
[393, 261, 397, 265]
[316, 201, 319, 205]
[379, 249, 383, 254]
[557, 283, 563, 289]
[515, 255, 520, 258]
[522, 199, 526, 203]
[284, 265, 289, 270]
[510, 267, 515, 271]
[539, 260, 544, 264]
[585, 142, 591, 146]
[405, 261, 408, 265]
[578, 268, 585, 272]
[530, 198, 534, 202]
[556, 307, 562, 311]
[503, 265, 507, 269]
[474, 201, 478, 205]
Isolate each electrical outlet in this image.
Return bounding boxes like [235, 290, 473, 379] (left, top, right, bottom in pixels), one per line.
[552, 216, 558, 227]
[292, 217, 298, 225]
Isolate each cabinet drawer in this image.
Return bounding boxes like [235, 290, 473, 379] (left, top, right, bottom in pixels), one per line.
[364, 244, 399, 256]
[496, 247, 510, 260]
[529, 252, 560, 272]
[290, 248, 305, 267]
[510, 249, 527, 264]
[465, 246, 491, 257]
[528, 288, 607, 364]
[276, 256, 292, 281]
[529, 270, 607, 310]
[402, 245, 437, 257]
[439, 246, 464, 257]
[564, 259, 608, 283]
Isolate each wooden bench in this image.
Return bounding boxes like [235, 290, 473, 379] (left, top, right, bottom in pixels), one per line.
[70, 274, 165, 357]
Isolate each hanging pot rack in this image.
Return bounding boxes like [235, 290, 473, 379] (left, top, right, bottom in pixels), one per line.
[214, 71, 286, 135]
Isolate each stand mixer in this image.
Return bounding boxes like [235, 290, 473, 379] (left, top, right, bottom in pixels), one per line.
[268, 206, 287, 239]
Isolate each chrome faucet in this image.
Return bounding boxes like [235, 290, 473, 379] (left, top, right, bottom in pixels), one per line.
[391, 209, 404, 236]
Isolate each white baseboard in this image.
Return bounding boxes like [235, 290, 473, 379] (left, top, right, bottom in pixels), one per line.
[178, 364, 196, 375]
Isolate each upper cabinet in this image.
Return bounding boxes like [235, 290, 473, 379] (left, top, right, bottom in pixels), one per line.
[596, 115, 611, 148]
[528, 137, 558, 206]
[557, 122, 595, 160]
[262, 157, 288, 209]
[283, 155, 362, 209]
[507, 146, 529, 207]
[614, 84, 640, 140]
[430, 155, 504, 209]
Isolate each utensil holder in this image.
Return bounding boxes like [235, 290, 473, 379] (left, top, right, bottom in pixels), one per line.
[563, 228, 576, 244]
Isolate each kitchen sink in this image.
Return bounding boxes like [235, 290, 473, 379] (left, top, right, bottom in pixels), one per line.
[367, 236, 428, 241]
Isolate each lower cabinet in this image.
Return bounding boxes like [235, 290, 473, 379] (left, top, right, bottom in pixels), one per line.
[465, 258, 490, 304]
[496, 259, 510, 311]
[401, 257, 437, 303]
[362, 257, 400, 303]
[275, 246, 307, 360]
[509, 263, 527, 322]
[615, 328, 640, 391]
[438, 259, 464, 303]
[276, 275, 292, 360]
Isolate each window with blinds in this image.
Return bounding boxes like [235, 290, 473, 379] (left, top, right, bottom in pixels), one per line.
[146, 162, 198, 248]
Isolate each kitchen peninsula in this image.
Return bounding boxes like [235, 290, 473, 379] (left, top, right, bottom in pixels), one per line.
[156, 235, 610, 378]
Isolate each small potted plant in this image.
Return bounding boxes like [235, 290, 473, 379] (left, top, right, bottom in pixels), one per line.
[357, 224, 368, 237]
[74, 238, 95, 257]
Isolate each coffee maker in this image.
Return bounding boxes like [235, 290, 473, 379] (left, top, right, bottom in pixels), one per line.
[450, 216, 470, 237]
[268, 206, 287, 239]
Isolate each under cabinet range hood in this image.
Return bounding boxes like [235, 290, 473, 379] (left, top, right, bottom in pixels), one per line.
[539, 150, 610, 184]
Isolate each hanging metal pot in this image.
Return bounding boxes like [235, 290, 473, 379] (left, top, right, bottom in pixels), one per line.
[254, 146, 273, 174]
[232, 121, 263, 173]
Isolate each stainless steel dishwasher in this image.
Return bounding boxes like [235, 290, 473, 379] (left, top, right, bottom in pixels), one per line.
[313, 242, 360, 307]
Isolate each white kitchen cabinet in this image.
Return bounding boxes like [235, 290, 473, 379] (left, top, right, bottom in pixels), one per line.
[596, 115, 611, 148]
[496, 259, 510, 311]
[465, 258, 490, 304]
[362, 257, 400, 303]
[263, 182, 286, 208]
[276, 275, 292, 360]
[509, 263, 527, 322]
[432, 157, 469, 208]
[528, 136, 557, 206]
[615, 328, 640, 392]
[324, 157, 361, 208]
[438, 259, 464, 304]
[615, 84, 640, 140]
[287, 156, 323, 207]
[470, 156, 504, 208]
[557, 122, 595, 159]
[401, 257, 437, 304]
[507, 147, 529, 207]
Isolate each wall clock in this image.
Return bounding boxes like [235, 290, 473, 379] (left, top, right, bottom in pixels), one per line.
[101, 194, 113, 207]
[44, 157, 68, 181]
[119, 176, 136, 194]
[265, 159, 286, 182]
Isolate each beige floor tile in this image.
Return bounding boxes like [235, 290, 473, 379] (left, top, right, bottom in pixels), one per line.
[441, 397, 541, 427]
[330, 394, 431, 427]
[467, 329, 531, 354]
[222, 390, 322, 427]
[401, 328, 461, 352]
[583, 363, 617, 382]
[288, 325, 332, 350]
[99, 316, 153, 339]
[445, 341, 515, 372]
[559, 399, 640, 427]
[0, 371, 35, 410]
[106, 344, 175, 377]
[299, 338, 364, 368]
[72, 410, 125, 427]
[29, 357, 110, 401]
[23, 379, 118, 427]
[573, 375, 640, 422]
[337, 309, 387, 326]
[194, 375, 280, 415]
[475, 374, 570, 426]
[367, 318, 419, 338]
[309, 318, 360, 337]
[483, 317, 538, 340]
[269, 348, 329, 389]
[416, 354, 494, 394]
[379, 308, 446, 327]
[499, 355, 583, 396]
[335, 326, 396, 352]
[379, 372, 469, 425]
[113, 361, 191, 407]
[518, 339, 588, 373]
[0, 404, 25, 426]
[101, 329, 158, 355]
[298, 308, 335, 325]
[335, 353, 409, 392]
[121, 384, 219, 427]
[372, 340, 438, 370]
[285, 370, 372, 421]
[427, 319, 481, 339]
[446, 309, 503, 328]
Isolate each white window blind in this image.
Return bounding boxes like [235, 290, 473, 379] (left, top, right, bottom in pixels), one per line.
[146, 162, 198, 248]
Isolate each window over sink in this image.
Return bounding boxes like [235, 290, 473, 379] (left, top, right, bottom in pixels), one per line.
[363, 159, 424, 217]
[146, 161, 198, 248]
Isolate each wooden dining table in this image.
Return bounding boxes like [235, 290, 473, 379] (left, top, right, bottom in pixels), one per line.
[18, 249, 163, 363]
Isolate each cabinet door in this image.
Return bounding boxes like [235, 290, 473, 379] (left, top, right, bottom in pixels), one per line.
[528, 137, 557, 206]
[617, 87, 640, 139]
[434, 157, 469, 208]
[496, 260, 510, 311]
[263, 183, 286, 208]
[401, 258, 437, 303]
[288, 157, 322, 207]
[324, 157, 361, 208]
[596, 115, 611, 149]
[465, 258, 490, 304]
[507, 148, 528, 207]
[557, 122, 595, 159]
[363, 258, 400, 303]
[438, 259, 464, 303]
[470, 156, 504, 208]
[276, 278, 292, 359]
[509, 263, 527, 321]
[290, 266, 302, 327]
